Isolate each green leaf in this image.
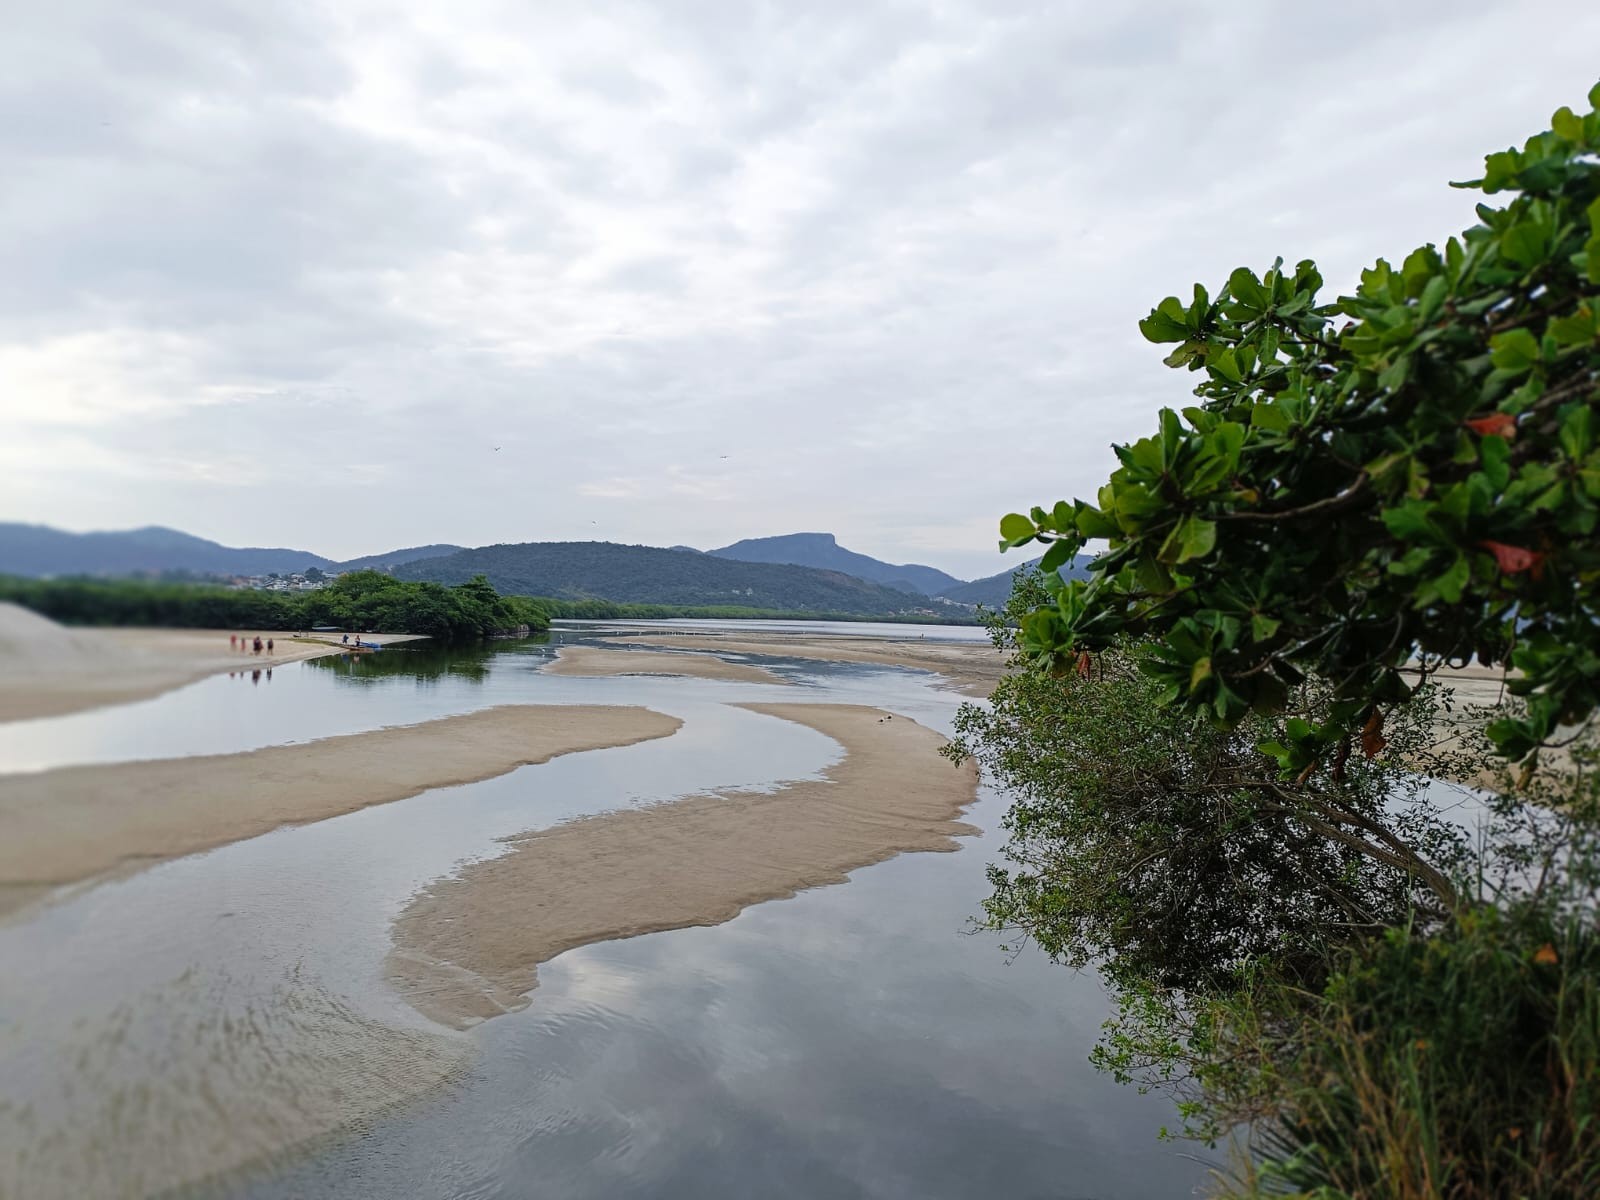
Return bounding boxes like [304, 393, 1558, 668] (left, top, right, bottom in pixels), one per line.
[1560, 406, 1593, 460]
[1479, 435, 1511, 491]
[1417, 275, 1448, 325]
[1489, 328, 1540, 371]
[1175, 517, 1217, 563]
[1227, 267, 1268, 310]
[1250, 403, 1289, 433]
[1139, 297, 1190, 344]
[1038, 539, 1073, 573]
[1251, 613, 1282, 642]
[1000, 513, 1036, 543]
[1431, 554, 1471, 604]
[1210, 347, 1242, 383]
[1075, 506, 1119, 539]
[1548, 305, 1597, 347]
[1552, 105, 1583, 141]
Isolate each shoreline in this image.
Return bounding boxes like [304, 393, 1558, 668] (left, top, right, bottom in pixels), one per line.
[0, 605, 426, 724]
[387, 703, 979, 1029]
[0, 704, 683, 920]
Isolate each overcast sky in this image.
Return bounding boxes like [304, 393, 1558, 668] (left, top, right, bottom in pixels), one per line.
[4, 2, 1598, 578]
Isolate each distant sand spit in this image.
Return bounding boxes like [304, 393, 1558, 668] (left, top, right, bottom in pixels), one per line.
[387, 703, 979, 1029]
[0, 602, 420, 723]
[606, 632, 1005, 696]
[544, 644, 788, 684]
[0, 704, 683, 919]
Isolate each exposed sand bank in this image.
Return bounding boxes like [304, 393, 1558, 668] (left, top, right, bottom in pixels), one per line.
[544, 644, 788, 684]
[386, 703, 980, 1029]
[603, 631, 1006, 696]
[0, 602, 421, 723]
[0, 704, 682, 919]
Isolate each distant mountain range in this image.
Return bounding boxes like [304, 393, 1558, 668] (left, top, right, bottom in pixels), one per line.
[937, 554, 1093, 609]
[0, 523, 462, 579]
[394, 541, 938, 615]
[0, 522, 1092, 616]
[709, 532, 962, 596]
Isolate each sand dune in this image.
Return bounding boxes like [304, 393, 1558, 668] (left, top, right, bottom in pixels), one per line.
[386, 703, 979, 1028]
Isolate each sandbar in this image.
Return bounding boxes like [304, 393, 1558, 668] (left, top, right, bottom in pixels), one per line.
[0, 704, 683, 919]
[0, 602, 422, 723]
[543, 644, 787, 684]
[386, 703, 979, 1028]
[601, 631, 1005, 696]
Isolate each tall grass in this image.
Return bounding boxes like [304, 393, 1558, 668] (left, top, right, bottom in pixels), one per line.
[1215, 905, 1599, 1199]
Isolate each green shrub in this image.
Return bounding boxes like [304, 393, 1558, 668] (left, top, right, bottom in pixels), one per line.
[1214, 904, 1600, 1199]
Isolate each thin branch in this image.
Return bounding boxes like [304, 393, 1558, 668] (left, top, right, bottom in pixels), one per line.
[1216, 473, 1370, 524]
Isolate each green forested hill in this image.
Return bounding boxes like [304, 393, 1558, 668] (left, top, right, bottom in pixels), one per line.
[708, 532, 962, 595]
[395, 541, 937, 615]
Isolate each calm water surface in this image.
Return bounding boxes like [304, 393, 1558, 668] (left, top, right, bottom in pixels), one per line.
[0, 630, 1209, 1198]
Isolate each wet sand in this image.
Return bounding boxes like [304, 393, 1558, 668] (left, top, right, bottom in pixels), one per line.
[602, 631, 1006, 696]
[0, 705, 682, 919]
[0, 974, 473, 1200]
[0, 603, 422, 723]
[545, 644, 787, 685]
[386, 703, 980, 1029]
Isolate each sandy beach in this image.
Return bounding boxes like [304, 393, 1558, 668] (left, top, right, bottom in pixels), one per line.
[387, 703, 979, 1028]
[0, 602, 422, 723]
[543, 644, 788, 684]
[0, 704, 682, 919]
[598, 630, 1007, 696]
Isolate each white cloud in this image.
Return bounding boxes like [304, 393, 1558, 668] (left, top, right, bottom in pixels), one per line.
[3, 0, 1599, 570]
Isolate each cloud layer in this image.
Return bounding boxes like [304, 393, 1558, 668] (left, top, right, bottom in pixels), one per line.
[5, 1, 1598, 574]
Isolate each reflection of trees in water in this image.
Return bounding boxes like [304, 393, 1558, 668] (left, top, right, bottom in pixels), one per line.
[303, 635, 549, 686]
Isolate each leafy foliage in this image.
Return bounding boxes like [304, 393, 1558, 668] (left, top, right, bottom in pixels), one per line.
[1000, 89, 1600, 764]
[0, 572, 548, 641]
[944, 574, 1470, 997]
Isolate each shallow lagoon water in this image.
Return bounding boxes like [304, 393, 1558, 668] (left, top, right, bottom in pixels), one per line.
[0, 631, 1209, 1198]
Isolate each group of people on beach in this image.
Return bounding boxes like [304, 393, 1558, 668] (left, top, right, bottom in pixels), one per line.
[229, 634, 273, 655]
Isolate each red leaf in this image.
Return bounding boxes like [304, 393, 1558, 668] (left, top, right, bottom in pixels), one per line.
[1478, 540, 1544, 574]
[1533, 943, 1559, 966]
[1360, 709, 1387, 759]
[1464, 413, 1517, 439]
[1074, 650, 1092, 679]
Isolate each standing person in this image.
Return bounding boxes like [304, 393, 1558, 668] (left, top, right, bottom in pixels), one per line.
[341, 633, 349, 645]
[230, 634, 237, 650]
[253, 636, 263, 655]
[266, 638, 274, 654]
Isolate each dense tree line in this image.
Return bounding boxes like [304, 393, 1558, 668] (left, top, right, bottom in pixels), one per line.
[0, 571, 548, 641]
